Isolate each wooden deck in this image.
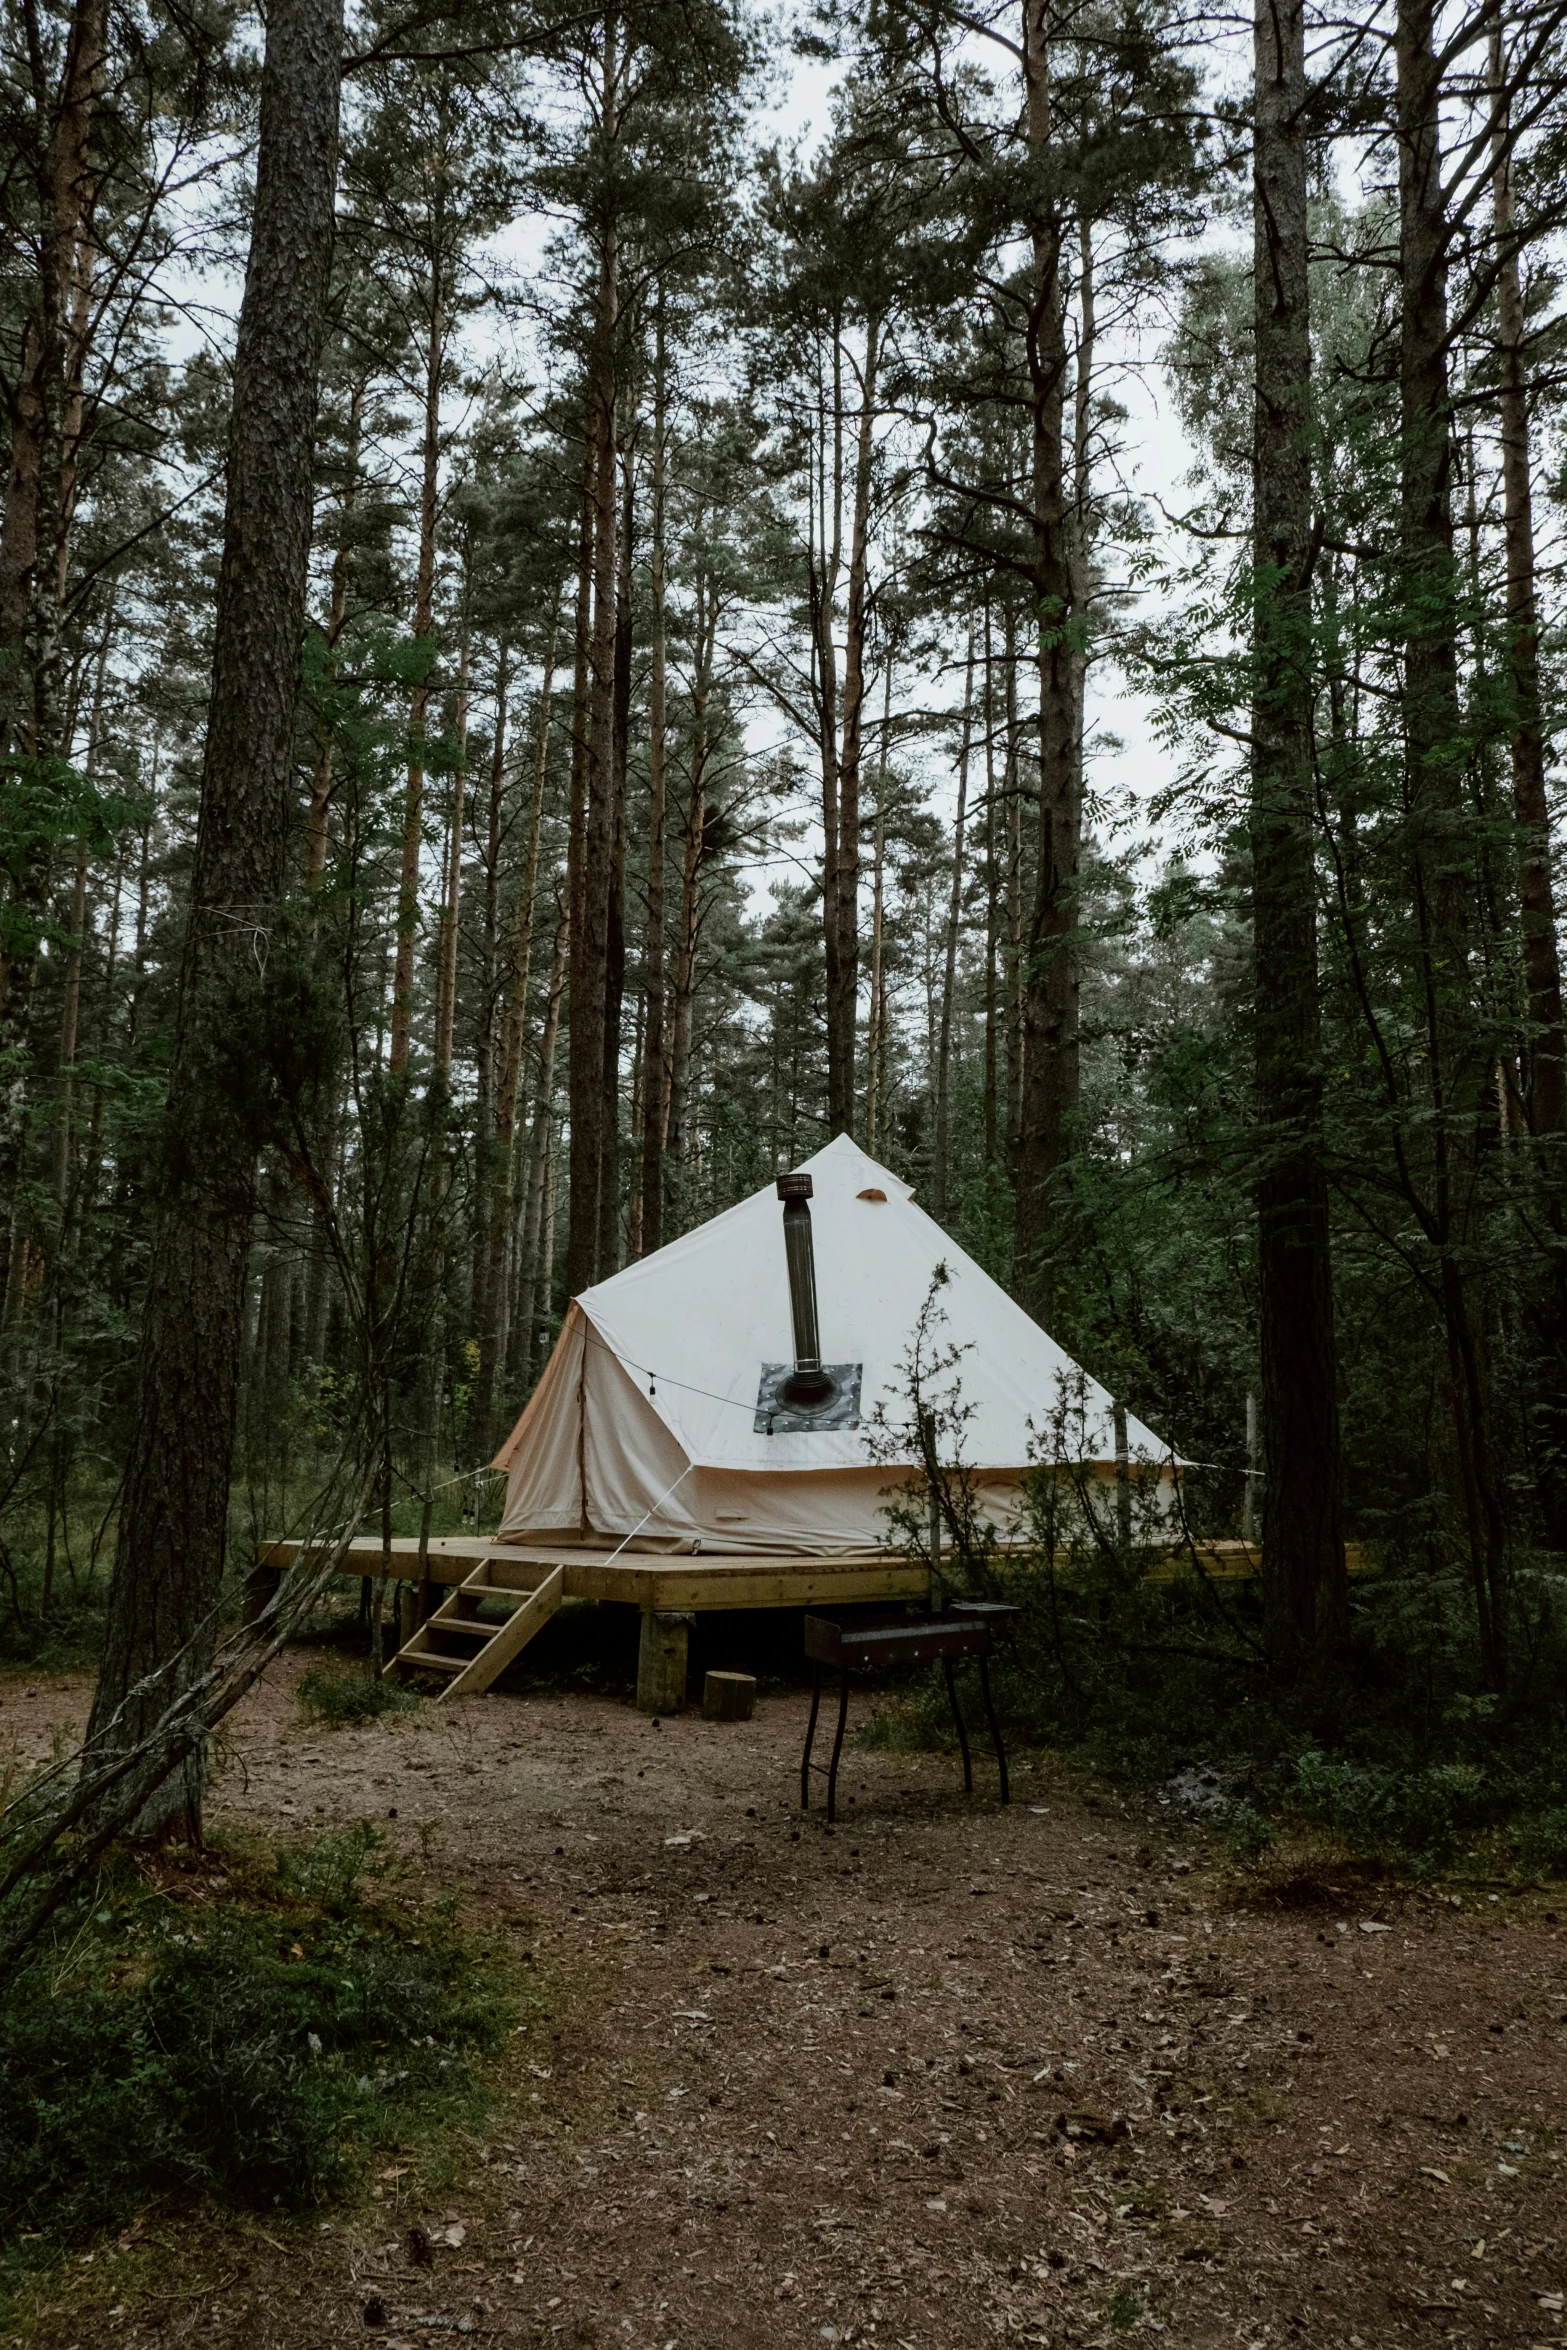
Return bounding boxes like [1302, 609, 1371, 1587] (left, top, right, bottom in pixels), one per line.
[259, 1532, 1369, 1608]
[259, 1535, 929, 1613]
[258, 1533, 1369, 1704]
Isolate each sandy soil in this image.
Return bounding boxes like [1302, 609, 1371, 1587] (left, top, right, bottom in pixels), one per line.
[3, 1654, 1566, 2350]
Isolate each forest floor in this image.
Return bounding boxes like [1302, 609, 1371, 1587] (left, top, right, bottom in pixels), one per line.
[2, 1649, 1565, 2350]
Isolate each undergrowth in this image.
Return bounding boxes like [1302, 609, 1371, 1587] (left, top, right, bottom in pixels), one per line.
[858, 1554, 1567, 1879]
[0, 1455, 500, 1674]
[856, 1326, 1567, 1883]
[0, 1824, 536, 2264]
[296, 1660, 422, 1726]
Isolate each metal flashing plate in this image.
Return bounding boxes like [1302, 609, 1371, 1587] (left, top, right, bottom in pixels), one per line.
[754, 1362, 864, 1434]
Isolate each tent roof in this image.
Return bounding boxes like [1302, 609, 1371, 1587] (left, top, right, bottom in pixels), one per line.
[500, 1135, 1166, 1477]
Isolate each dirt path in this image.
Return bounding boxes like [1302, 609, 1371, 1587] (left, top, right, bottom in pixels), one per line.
[5, 1658, 1566, 2349]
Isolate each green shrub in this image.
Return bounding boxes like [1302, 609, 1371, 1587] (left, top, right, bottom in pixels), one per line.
[1514, 1804, 1567, 1878]
[296, 1661, 421, 1727]
[1224, 1801, 1279, 1861]
[0, 1829, 519, 2247]
[1284, 1751, 1494, 1870]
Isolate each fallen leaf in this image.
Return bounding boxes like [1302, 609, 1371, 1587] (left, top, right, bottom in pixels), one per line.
[1359, 1921, 1392, 1935]
[1420, 2167, 1450, 2185]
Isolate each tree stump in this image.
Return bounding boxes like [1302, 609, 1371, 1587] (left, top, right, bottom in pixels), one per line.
[702, 1669, 756, 1722]
[637, 1610, 693, 1714]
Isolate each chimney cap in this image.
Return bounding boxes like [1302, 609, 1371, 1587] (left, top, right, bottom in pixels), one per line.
[776, 1170, 813, 1201]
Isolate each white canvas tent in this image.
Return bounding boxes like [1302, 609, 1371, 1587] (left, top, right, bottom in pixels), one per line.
[490, 1134, 1171, 1556]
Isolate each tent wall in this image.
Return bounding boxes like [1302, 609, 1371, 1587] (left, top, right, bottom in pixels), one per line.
[489, 1139, 1179, 1559]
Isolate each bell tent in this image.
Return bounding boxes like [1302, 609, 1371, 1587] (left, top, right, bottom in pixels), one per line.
[490, 1134, 1170, 1556]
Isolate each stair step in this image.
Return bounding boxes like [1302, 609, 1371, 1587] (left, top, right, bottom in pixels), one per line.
[385, 1563, 565, 1699]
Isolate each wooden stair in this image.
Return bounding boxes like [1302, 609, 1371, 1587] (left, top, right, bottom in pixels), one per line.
[387, 1561, 564, 1699]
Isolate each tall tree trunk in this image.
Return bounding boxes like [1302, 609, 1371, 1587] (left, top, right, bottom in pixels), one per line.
[389, 200, 446, 1076]
[830, 317, 879, 1140]
[667, 610, 712, 1175]
[515, 904, 568, 1390]
[1011, 0, 1079, 1329]
[50, 602, 114, 1230]
[568, 58, 619, 1298]
[983, 600, 1000, 1177]
[1003, 608, 1025, 1169]
[432, 608, 469, 1079]
[81, 0, 342, 1839]
[935, 628, 974, 1221]
[1252, 0, 1347, 1671]
[470, 641, 509, 1329]
[0, 0, 107, 756]
[1489, 21, 1567, 1544]
[598, 434, 633, 1281]
[1491, 75, 1565, 1141]
[475, 635, 555, 1447]
[0, 0, 109, 1301]
[639, 302, 669, 1257]
[813, 336, 847, 1133]
[1397, 0, 1508, 1680]
[866, 666, 891, 1154]
[305, 374, 364, 889]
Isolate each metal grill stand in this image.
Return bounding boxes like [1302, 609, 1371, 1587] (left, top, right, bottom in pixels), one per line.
[799, 1609, 1013, 1822]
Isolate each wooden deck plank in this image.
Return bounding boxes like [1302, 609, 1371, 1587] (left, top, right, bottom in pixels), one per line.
[565, 1556, 930, 1610]
[258, 1532, 1372, 1610]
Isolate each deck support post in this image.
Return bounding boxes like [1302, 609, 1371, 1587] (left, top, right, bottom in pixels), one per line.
[637, 1609, 693, 1714]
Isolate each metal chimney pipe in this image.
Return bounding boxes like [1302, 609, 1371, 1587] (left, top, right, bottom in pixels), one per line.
[776, 1171, 833, 1408]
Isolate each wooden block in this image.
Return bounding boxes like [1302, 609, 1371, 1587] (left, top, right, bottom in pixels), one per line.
[637, 1610, 693, 1714]
[701, 1670, 756, 1722]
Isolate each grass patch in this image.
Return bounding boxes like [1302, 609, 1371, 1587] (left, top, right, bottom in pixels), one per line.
[0, 1824, 536, 2272]
[296, 1659, 422, 1727]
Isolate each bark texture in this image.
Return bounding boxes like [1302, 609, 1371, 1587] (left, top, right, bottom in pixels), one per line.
[568, 103, 618, 1296]
[1398, 0, 1508, 1681]
[1251, 0, 1347, 1669]
[81, 0, 342, 1837]
[1490, 25, 1567, 1545]
[1011, 0, 1079, 1328]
